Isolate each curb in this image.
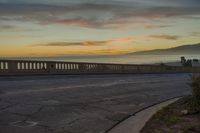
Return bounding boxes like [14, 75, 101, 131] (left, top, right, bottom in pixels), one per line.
[105, 96, 186, 133]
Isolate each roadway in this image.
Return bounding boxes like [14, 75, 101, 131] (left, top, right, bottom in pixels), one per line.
[0, 74, 192, 133]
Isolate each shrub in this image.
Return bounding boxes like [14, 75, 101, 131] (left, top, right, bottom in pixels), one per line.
[191, 74, 200, 102]
[188, 74, 200, 113]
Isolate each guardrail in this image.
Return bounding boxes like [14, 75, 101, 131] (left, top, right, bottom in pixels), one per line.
[0, 60, 200, 75]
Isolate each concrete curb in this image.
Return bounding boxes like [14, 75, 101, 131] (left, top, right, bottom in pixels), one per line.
[107, 97, 181, 133]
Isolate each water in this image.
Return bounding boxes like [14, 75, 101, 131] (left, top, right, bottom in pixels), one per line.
[2, 54, 200, 64]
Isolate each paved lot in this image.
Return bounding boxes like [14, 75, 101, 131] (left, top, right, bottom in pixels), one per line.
[0, 74, 191, 133]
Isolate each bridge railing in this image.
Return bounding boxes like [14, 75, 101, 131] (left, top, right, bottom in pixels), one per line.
[0, 60, 200, 75]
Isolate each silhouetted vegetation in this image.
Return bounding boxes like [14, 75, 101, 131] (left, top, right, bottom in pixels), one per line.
[188, 74, 200, 113]
[160, 63, 165, 67]
[181, 56, 192, 67]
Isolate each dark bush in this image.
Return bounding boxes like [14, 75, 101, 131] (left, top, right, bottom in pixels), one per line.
[188, 74, 200, 113]
[191, 75, 200, 102]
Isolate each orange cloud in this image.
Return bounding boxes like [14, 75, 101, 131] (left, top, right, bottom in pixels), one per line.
[144, 25, 171, 29]
[31, 41, 107, 47]
[31, 37, 135, 47]
[82, 41, 101, 46]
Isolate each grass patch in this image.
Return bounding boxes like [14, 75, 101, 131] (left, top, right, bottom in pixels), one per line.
[154, 106, 180, 126]
[141, 97, 200, 133]
[141, 74, 200, 133]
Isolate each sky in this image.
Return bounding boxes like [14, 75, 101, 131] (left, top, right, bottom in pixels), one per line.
[0, 0, 200, 57]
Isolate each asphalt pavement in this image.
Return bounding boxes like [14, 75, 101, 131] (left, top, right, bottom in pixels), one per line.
[0, 74, 192, 133]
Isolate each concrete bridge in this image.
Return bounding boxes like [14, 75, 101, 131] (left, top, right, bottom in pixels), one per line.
[1, 60, 200, 75]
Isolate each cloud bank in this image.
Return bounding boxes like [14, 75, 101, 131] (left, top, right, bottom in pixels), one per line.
[147, 35, 180, 40]
[0, 0, 200, 29]
[32, 41, 108, 47]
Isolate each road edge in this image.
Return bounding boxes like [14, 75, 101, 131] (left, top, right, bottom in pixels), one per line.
[105, 96, 185, 133]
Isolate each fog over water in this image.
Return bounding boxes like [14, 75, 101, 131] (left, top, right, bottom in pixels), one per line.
[2, 54, 200, 64]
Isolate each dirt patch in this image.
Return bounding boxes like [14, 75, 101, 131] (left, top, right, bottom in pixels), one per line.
[141, 97, 200, 133]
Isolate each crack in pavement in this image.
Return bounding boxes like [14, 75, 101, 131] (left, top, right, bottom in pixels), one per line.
[11, 107, 43, 120]
[37, 124, 55, 132]
[67, 118, 83, 126]
[0, 103, 19, 112]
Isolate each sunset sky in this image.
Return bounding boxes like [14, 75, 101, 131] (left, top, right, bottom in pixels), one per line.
[0, 0, 200, 57]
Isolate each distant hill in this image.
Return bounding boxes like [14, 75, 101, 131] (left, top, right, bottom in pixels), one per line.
[128, 43, 200, 55]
